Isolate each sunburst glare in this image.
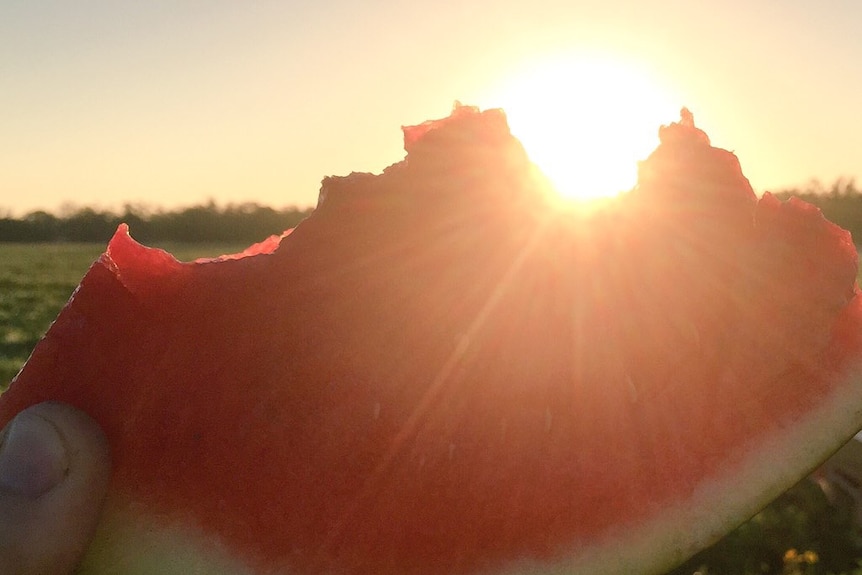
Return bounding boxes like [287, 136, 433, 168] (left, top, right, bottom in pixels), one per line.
[485, 53, 681, 204]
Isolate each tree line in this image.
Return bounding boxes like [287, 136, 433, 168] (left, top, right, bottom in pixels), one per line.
[0, 202, 314, 244]
[771, 178, 862, 241]
[1, 178, 861, 244]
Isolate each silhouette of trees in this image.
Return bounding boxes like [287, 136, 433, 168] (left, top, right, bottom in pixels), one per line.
[0, 202, 314, 243]
[772, 178, 862, 242]
[2, 178, 861, 245]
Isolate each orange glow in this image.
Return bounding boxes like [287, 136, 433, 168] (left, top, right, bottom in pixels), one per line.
[486, 53, 680, 203]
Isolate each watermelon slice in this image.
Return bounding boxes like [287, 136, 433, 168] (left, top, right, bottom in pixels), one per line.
[1, 104, 861, 575]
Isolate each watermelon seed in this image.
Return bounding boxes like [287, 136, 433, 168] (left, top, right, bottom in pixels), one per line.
[454, 334, 471, 356]
[626, 374, 638, 403]
[687, 321, 701, 346]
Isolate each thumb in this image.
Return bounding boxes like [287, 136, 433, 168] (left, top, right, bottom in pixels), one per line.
[0, 402, 111, 574]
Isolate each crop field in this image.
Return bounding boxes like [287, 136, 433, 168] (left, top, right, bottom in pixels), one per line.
[0, 242, 248, 389]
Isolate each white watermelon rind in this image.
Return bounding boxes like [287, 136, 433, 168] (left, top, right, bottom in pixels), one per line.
[493, 357, 862, 575]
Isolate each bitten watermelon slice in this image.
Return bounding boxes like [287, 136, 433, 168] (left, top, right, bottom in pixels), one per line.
[1, 105, 861, 575]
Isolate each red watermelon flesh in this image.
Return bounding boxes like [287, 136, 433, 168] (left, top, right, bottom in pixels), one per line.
[1, 104, 861, 575]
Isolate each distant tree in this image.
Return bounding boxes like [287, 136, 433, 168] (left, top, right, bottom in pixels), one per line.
[0, 217, 31, 241]
[0, 201, 313, 244]
[771, 178, 862, 244]
[62, 207, 119, 242]
[23, 211, 59, 241]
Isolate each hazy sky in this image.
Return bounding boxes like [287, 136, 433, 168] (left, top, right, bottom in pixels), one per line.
[1, 0, 860, 215]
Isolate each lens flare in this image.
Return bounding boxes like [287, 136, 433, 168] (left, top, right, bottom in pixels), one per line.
[485, 53, 681, 204]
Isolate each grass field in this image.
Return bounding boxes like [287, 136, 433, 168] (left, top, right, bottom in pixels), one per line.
[0, 241, 249, 389]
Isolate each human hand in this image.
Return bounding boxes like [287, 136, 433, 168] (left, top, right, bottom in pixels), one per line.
[0, 402, 110, 574]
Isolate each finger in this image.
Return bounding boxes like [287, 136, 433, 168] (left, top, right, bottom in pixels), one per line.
[0, 402, 111, 574]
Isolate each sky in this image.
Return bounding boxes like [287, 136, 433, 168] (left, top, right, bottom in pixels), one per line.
[1, 0, 860, 215]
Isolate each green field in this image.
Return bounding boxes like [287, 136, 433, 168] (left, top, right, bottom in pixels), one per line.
[0, 241, 248, 388]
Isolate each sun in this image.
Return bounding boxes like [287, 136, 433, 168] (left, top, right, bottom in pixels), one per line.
[485, 53, 680, 203]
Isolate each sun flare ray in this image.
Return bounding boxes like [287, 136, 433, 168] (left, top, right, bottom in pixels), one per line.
[482, 53, 681, 204]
